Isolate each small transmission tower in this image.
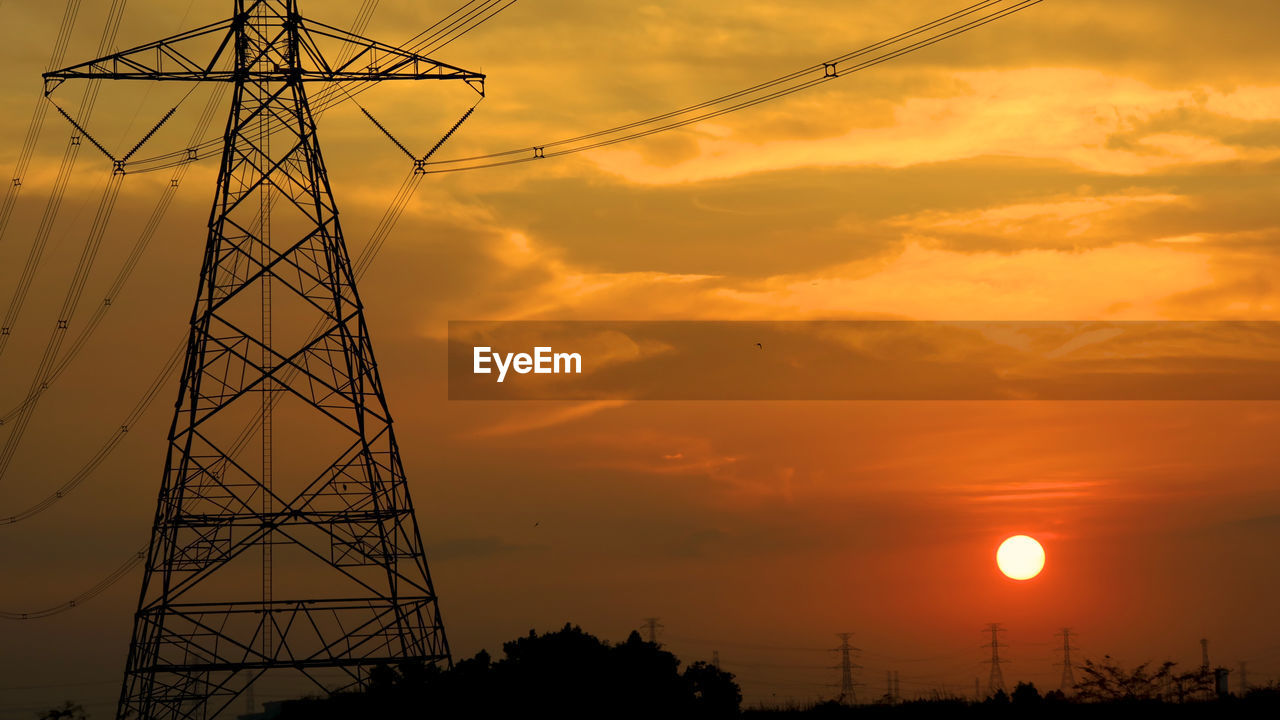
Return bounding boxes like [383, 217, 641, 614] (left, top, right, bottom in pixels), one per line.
[43, 3, 484, 719]
[984, 623, 1007, 696]
[835, 633, 861, 705]
[1056, 628, 1077, 693]
[642, 617, 664, 645]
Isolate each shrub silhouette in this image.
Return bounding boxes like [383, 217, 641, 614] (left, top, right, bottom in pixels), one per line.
[278, 623, 741, 719]
[38, 703, 88, 720]
[1011, 682, 1041, 705]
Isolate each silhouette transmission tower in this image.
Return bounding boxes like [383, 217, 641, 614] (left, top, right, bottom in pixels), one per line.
[835, 633, 861, 705]
[1056, 628, 1077, 692]
[642, 617, 664, 645]
[984, 623, 1007, 696]
[43, 3, 484, 718]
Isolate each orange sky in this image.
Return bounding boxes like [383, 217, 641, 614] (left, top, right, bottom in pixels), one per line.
[1, 0, 1279, 714]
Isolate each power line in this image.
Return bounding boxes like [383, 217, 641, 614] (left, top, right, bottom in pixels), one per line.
[0, 171, 126, 482]
[117, 0, 1044, 175]
[0, 548, 144, 620]
[0, 0, 1048, 620]
[0, 0, 128, 360]
[0, 88, 224, 521]
[0, 0, 83, 251]
[0, 0, 377, 522]
[411, 0, 1049, 174]
[0, 340, 180, 526]
[18, 1, 1044, 508]
[663, 634, 830, 653]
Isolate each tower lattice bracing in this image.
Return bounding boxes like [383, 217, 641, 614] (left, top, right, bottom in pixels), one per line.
[43, 2, 484, 718]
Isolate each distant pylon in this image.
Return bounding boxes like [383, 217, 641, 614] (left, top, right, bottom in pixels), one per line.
[642, 617, 664, 645]
[984, 623, 1007, 696]
[1056, 628, 1077, 692]
[1201, 638, 1210, 672]
[712, 650, 721, 670]
[892, 670, 900, 702]
[884, 670, 900, 703]
[835, 633, 861, 704]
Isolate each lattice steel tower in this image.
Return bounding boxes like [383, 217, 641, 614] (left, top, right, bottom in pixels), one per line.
[984, 623, 1006, 696]
[1056, 628, 1076, 693]
[835, 633, 861, 705]
[43, 2, 483, 718]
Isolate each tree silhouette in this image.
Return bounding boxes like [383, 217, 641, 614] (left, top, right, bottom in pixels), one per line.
[1074, 655, 1174, 702]
[684, 660, 743, 718]
[276, 623, 742, 719]
[984, 688, 1010, 705]
[1011, 681, 1041, 705]
[38, 703, 88, 720]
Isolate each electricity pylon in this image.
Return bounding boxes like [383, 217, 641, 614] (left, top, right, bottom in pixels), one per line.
[984, 623, 1006, 696]
[642, 617, 664, 645]
[1056, 628, 1077, 693]
[43, 3, 483, 719]
[835, 633, 861, 705]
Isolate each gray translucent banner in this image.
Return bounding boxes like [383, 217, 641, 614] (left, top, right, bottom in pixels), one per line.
[447, 321, 1280, 400]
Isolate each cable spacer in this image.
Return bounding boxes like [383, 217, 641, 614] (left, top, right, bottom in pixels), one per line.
[113, 160, 126, 175]
[533, 147, 545, 159]
[413, 159, 427, 175]
[824, 63, 838, 78]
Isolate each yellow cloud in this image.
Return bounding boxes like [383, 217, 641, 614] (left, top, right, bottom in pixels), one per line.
[713, 241, 1212, 320]
[580, 69, 1280, 184]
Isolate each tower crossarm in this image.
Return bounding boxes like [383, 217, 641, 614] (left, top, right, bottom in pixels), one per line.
[42, 11, 485, 95]
[297, 17, 485, 92]
[41, 19, 239, 92]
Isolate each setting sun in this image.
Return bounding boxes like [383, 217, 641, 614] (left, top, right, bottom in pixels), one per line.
[996, 535, 1045, 580]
